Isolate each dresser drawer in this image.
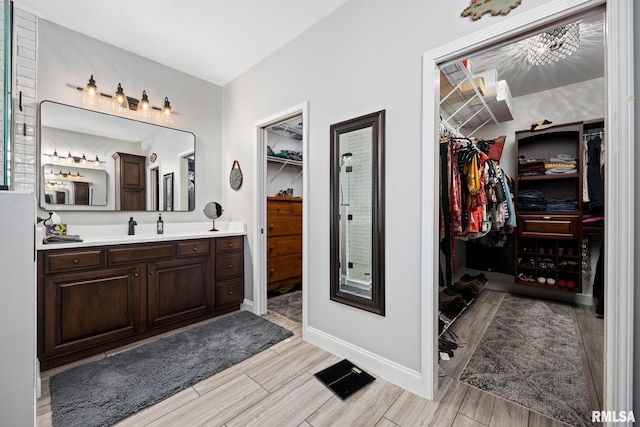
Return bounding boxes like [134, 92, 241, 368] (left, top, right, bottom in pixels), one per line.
[216, 253, 244, 281]
[44, 249, 105, 274]
[268, 235, 302, 258]
[267, 217, 302, 237]
[267, 255, 302, 283]
[267, 199, 294, 216]
[518, 215, 579, 239]
[293, 201, 302, 215]
[215, 236, 243, 253]
[216, 279, 243, 307]
[177, 239, 210, 258]
[108, 243, 174, 265]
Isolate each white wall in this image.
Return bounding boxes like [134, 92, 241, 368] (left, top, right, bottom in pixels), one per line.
[222, 0, 557, 383]
[633, 1, 639, 416]
[36, 19, 222, 226]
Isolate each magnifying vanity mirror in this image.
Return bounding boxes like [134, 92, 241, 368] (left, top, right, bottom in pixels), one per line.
[330, 110, 385, 315]
[38, 101, 196, 211]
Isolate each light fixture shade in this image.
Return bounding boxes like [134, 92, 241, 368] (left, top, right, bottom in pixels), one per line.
[82, 75, 101, 105]
[94, 155, 100, 166]
[526, 23, 580, 66]
[160, 97, 174, 124]
[112, 83, 129, 112]
[137, 90, 153, 119]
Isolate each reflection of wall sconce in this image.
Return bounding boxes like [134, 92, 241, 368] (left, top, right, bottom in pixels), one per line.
[341, 152, 353, 172]
[44, 150, 105, 166]
[76, 75, 176, 123]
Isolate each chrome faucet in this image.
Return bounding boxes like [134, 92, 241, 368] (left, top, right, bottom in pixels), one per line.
[128, 217, 137, 235]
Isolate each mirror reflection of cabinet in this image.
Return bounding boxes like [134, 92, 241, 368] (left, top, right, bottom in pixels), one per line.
[113, 152, 146, 211]
[329, 110, 385, 315]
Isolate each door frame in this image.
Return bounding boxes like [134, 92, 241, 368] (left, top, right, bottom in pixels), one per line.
[420, 0, 634, 414]
[253, 102, 309, 324]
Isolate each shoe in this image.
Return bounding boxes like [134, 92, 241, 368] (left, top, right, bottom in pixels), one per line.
[566, 281, 576, 289]
[547, 278, 556, 285]
[537, 277, 546, 284]
[557, 280, 566, 288]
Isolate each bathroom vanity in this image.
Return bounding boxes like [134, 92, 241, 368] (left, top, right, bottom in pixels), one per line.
[36, 223, 246, 370]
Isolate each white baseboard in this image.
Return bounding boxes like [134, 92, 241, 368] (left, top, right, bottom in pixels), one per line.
[304, 326, 427, 398]
[241, 299, 254, 313]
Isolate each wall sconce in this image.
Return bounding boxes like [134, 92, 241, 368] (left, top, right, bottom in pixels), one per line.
[112, 83, 129, 112]
[160, 97, 174, 124]
[137, 90, 153, 119]
[82, 75, 101, 105]
[77, 75, 176, 124]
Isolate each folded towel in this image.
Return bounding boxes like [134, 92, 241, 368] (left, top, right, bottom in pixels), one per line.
[43, 234, 83, 244]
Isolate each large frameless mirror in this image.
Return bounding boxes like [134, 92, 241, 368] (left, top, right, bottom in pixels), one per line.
[38, 101, 196, 211]
[330, 110, 385, 315]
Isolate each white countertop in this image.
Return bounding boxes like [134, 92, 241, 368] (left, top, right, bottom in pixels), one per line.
[36, 221, 246, 250]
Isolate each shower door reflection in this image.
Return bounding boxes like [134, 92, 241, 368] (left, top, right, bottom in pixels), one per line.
[339, 129, 373, 299]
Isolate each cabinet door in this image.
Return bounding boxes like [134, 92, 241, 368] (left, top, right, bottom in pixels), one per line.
[121, 188, 146, 211]
[147, 257, 214, 329]
[42, 265, 140, 358]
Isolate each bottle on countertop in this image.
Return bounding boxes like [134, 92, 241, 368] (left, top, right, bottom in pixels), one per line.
[157, 214, 164, 234]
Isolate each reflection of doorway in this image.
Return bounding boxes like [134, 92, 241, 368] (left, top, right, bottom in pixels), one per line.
[149, 167, 159, 211]
[421, 1, 634, 412]
[254, 103, 308, 322]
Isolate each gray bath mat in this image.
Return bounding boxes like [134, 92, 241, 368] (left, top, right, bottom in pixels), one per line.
[50, 310, 292, 427]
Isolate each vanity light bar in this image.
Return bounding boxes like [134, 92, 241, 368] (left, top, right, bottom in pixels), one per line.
[76, 75, 175, 123]
[43, 150, 106, 165]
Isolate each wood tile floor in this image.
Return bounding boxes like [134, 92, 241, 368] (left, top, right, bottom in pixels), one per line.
[37, 290, 604, 427]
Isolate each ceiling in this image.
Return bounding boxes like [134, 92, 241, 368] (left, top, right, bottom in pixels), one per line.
[465, 12, 605, 97]
[15, 0, 350, 86]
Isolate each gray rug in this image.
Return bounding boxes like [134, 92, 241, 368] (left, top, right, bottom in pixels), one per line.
[459, 294, 592, 427]
[50, 310, 292, 427]
[268, 290, 302, 323]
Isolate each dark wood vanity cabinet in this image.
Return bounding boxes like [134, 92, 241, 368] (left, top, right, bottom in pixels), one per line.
[38, 236, 244, 370]
[112, 152, 146, 210]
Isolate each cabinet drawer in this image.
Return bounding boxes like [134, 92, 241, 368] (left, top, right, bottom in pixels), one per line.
[216, 279, 243, 307]
[177, 239, 210, 258]
[267, 200, 294, 216]
[44, 249, 104, 274]
[267, 217, 302, 237]
[268, 235, 302, 258]
[216, 253, 244, 281]
[267, 255, 302, 283]
[108, 243, 174, 265]
[293, 201, 302, 215]
[215, 236, 244, 253]
[518, 215, 579, 239]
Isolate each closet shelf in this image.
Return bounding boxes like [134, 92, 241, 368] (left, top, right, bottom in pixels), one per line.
[439, 60, 514, 136]
[517, 174, 579, 182]
[267, 156, 303, 167]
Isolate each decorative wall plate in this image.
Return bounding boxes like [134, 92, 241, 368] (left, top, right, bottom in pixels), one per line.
[461, 0, 522, 21]
[229, 160, 243, 190]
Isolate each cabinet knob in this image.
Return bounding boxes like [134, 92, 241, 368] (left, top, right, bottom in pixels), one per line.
[276, 207, 281, 211]
[73, 259, 80, 264]
[149, 270, 154, 275]
[228, 264, 233, 269]
[269, 224, 274, 230]
[270, 268, 274, 274]
[541, 216, 552, 220]
[193, 247, 198, 251]
[134, 273, 139, 277]
[228, 291, 233, 295]
[228, 243, 233, 247]
[269, 245, 274, 251]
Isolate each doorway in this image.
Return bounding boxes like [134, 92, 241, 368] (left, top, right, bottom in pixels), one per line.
[420, 0, 634, 415]
[253, 103, 309, 326]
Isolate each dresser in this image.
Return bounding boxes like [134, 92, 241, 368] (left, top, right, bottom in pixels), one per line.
[266, 197, 302, 291]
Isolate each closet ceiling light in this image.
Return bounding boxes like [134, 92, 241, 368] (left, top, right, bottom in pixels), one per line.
[526, 23, 580, 66]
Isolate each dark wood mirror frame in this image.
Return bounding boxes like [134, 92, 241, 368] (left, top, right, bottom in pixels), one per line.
[330, 110, 385, 315]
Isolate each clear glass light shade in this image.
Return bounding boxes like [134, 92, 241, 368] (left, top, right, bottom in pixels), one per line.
[526, 23, 580, 66]
[111, 83, 129, 112]
[160, 97, 174, 124]
[82, 75, 101, 105]
[137, 90, 153, 119]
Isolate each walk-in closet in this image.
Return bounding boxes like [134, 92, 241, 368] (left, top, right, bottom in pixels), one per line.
[265, 115, 304, 323]
[436, 11, 605, 426]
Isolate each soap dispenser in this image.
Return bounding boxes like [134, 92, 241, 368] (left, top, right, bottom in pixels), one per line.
[157, 213, 164, 234]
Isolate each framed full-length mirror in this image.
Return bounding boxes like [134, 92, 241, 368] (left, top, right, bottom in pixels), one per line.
[38, 101, 196, 211]
[330, 110, 385, 315]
